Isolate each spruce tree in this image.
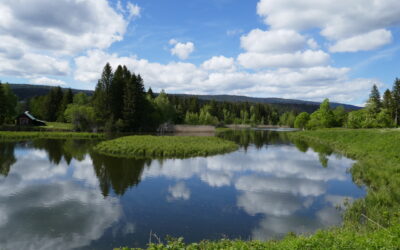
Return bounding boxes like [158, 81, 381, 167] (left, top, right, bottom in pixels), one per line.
[382, 89, 394, 120]
[57, 88, 73, 121]
[93, 63, 113, 124]
[392, 78, 400, 125]
[147, 87, 155, 99]
[110, 65, 125, 121]
[123, 73, 137, 130]
[366, 84, 381, 114]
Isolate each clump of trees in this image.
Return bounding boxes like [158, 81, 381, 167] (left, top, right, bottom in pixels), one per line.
[346, 80, 399, 129]
[29, 87, 73, 122]
[0, 82, 18, 125]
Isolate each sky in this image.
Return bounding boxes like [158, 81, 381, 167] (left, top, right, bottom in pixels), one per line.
[0, 0, 400, 105]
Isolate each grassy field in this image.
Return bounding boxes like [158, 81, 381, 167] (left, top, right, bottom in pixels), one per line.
[115, 128, 400, 249]
[94, 135, 239, 158]
[41, 122, 74, 131]
[0, 131, 103, 140]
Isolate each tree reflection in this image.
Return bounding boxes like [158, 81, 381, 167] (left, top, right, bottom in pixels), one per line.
[31, 139, 97, 164]
[90, 152, 150, 196]
[0, 142, 16, 176]
[217, 129, 291, 149]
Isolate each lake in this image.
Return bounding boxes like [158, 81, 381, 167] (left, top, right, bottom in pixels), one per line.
[0, 130, 365, 249]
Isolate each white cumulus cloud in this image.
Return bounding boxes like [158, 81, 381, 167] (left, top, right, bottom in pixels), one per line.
[329, 29, 393, 52]
[170, 42, 195, 60]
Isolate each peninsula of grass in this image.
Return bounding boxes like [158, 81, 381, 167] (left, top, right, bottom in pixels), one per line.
[115, 128, 400, 249]
[94, 135, 239, 158]
[0, 131, 104, 141]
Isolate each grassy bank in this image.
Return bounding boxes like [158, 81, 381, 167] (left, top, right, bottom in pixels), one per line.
[94, 135, 239, 158]
[116, 128, 400, 249]
[288, 128, 400, 231]
[116, 223, 400, 249]
[0, 131, 104, 140]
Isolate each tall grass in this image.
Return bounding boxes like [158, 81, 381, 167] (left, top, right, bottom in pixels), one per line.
[288, 128, 400, 231]
[94, 135, 239, 158]
[0, 131, 103, 140]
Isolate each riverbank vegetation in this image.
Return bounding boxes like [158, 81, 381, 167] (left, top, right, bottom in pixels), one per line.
[116, 222, 400, 249]
[0, 131, 103, 140]
[289, 129, 400, 230]
[94, 135, 238, 158]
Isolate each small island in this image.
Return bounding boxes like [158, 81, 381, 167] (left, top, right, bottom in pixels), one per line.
[94, 135, 239, 158]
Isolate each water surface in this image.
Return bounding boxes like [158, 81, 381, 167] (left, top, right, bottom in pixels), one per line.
[0, 130, 364, 249]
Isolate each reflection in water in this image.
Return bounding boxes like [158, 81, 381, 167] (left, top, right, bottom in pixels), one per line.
[90, 152, 149, 196]
[0, 142, 16, 176]
[0, 131, 365, 249]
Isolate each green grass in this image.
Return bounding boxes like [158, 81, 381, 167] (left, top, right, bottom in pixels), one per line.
[115, 223, 400, 250]
[41, 122, 73, 131]
[0, 131, 104, 140]
[288, 128, 400, 231]
[94, 135, 239, 158]
[115, 128, 400, 249]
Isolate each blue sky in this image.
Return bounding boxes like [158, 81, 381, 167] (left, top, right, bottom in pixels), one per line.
[0, 0, 399, 105]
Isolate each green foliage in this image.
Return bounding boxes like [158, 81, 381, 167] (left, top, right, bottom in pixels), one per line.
[154, 90, 176, 123]
[115, 224, 400, 249]
[279, 111, 296, 127]
[332, 106, 347, 126]
[294, 112, 309, 129]
[64, 104, 96, 132]
[0, 83, 18, 125]
[73, 92, 90, 105]
[28, 86, 73, 122]
[347, 108, 394, 128]
[306, 99, 335, 129]
[94, 135, 239, 158]
[184, 112, 199, 125]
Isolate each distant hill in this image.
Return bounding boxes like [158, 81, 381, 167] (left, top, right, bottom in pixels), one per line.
[172, 94, 361, 111]
[9, 84, 93, 101]
[8, 83, 360, 112]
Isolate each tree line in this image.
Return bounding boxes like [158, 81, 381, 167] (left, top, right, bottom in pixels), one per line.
[1, 64, 399, 131]
[293, 79, 400, 130]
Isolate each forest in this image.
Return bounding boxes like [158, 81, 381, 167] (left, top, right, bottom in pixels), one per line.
[0, 63, 399, 132]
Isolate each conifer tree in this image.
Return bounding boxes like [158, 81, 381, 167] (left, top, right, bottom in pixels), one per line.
[147, 87, 155, 99]
[110, 65, 125, 121]
[392, 78, 400, 125]
[382, 89, 394, 119]
[366, 84, 382, 114]
[93, 63, 113, 123]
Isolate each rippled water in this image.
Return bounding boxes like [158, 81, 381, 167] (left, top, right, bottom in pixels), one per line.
[0, 130, 364, 250]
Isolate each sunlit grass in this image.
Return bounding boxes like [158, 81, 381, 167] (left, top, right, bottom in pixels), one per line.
[41, 122, 73, 131]
[94, 135, 239, 158]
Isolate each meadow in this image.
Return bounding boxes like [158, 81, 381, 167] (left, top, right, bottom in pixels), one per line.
[94, 135, 239, 158]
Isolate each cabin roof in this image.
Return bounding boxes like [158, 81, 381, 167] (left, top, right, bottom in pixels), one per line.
[20, 111, 46, 123]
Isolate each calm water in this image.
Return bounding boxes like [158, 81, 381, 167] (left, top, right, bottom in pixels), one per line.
[0, 130, 365, 250]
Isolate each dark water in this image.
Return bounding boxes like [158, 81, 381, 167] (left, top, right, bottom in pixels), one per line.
[0, 130, 365, 250]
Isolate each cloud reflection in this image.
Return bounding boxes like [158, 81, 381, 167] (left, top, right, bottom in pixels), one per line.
[0, 148, 121, 250]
